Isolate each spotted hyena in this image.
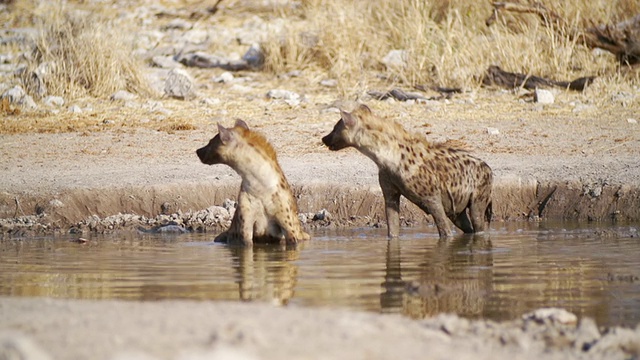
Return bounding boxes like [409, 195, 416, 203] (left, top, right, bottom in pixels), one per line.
[196, 120, 310, 246]
[322, 104, 493, 238]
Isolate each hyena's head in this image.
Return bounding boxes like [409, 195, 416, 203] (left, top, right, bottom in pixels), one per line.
[196, 119, 250, 166]
[321, 104, 373, 151]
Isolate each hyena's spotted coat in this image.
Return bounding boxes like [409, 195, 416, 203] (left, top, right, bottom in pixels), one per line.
[197, 120, 310, 246]
[322, 104, 493, 238]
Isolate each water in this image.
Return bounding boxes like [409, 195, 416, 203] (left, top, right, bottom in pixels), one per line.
[1, 222, 639, 328]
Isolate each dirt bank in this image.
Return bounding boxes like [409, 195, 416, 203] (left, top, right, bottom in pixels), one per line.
[2, 296, 640, 360]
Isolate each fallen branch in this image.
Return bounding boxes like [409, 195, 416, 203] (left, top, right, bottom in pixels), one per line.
[482, 65, 595, 91]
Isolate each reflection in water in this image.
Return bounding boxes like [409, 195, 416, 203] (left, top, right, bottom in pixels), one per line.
[1, 223, 640, 327]
[381, 234, 494, 319]
[228, 245, 301, 304]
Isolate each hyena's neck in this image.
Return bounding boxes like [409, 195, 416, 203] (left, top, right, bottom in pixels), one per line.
[232, 153, 283, 195]
[355, 127, 415, 171]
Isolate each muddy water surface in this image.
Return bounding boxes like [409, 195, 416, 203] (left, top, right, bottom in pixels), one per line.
[1, 222, 639, 328]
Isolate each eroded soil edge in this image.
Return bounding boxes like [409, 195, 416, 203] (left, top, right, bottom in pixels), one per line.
[1, 175, 638, 237]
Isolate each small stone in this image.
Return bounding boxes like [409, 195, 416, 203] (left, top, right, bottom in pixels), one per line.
[627, 118, 637, 124]
[486, 127, 500, 135]
[523, 307, 577, 325]
[213, 72, 234, 83]
[313, 209, 332, 221]
[267, 89, 301, 106]
[320, 79, 338, 87]
[534, 88, 554, 104]
[43, 96, 64, 107]
[381, 49, 408, 69]
[151, 55, 182, 69]
[68, 105, 82, 113]
[110, 90, 137, 101]
[242, 43, 264, 69]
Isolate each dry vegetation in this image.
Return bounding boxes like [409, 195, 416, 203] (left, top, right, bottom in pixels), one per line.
[263, 0, 640, 95]
[0, 0, 639, 134]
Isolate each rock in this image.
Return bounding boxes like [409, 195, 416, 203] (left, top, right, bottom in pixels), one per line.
[313, 209, 332, 221]
[320, 79, 338, 87]
[110, 90, 137, 101]
[522, 308, 577, 325]
[1, 85, 25, 104]
[242, 43, 264, 69]
[151, 55, 182, 69]
[381, 49, 408, 69]
[627, 118, 637, 124]
[298, 213, 308, 224]
[266, 89, 301, 106]
[43, 96, 64, 107]
[68, 105, 82, 113]
[164, 68, 196, 100]
[181, 29, 208, 44]
[534, 89, 554, 104]
[573, 318, 600, 351]
[486, 127, 500, 135]
[213, 71, 234, 83]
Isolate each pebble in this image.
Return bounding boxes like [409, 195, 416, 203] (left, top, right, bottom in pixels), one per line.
[534, 88, 554, 104]
[486, 127, 500, 135]
[164, 68, 196, 100]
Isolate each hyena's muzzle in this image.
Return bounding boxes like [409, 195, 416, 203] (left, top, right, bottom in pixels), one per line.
[321, 119, 350, 151]
[196, 135, 224, 165]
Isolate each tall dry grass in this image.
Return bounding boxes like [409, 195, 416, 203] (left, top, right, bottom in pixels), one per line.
[262, 0, 640, 96]
[19, 2, 151, 100]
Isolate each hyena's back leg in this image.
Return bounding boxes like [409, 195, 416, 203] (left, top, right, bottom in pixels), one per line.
[453, 210, 474, 234]
[469, 192, 491, 233]
[419, 197, 453, 238]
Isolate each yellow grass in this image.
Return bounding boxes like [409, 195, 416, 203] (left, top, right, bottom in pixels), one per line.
[18, 1, 151, 100]
[262, 0, 640, 96]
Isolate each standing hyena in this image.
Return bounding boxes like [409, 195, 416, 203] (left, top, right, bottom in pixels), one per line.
[322, 104, 493, 238]
[196, 120, 310, 246]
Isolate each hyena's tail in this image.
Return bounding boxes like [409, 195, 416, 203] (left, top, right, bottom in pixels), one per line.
[485, 201, 493, 225]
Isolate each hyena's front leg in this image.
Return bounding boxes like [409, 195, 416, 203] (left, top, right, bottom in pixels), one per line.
[277, 212, 310, 245]
[379, 174, 401, 238]
[224, 192, 257, 246]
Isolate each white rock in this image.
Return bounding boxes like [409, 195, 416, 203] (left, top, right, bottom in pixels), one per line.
[486, 127, 500, 135]
[213, 71, 234, 83]
[534, 88, 554, 104]
[381, 49, 408, 69]
[164, 68, 196, 100]
[523, 307, 577, 325]
[266, 89, 300, 101]
[68, 105, 82, 113]
[627, 118, 637, 124]
[110, 90, 137, 101]
[43, 96, 64, 107]
[320, 79, 338, 87]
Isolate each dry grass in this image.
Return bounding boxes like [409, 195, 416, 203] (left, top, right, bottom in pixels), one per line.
[18, 1, 151, 100]
[262, 0, 640, 96]
[1, 0, 638, 135]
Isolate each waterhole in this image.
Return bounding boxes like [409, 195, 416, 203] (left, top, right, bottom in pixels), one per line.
[1, 222, 639, 328]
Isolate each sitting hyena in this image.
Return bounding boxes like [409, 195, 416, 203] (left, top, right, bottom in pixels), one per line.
[322, 104, 492, 238]
[196, 120, 310, 246]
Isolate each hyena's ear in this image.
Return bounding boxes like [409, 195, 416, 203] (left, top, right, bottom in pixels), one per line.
[217, 123, 234, 144]
[340, 110, 357, 128]
[234, 119, 249, 130]
[356, 104, 372, 114]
